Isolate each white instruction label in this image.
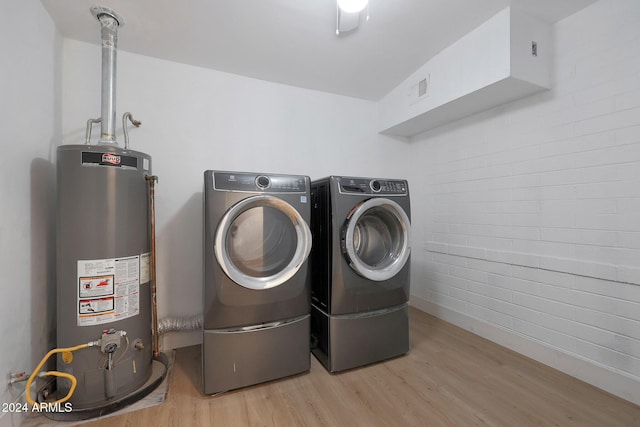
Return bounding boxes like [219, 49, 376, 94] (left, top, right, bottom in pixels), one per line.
[77, 255, 141, 326]
[140, 252, 151, 284]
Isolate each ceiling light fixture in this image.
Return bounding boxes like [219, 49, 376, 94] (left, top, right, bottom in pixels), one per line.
[336, 0, 369, 35]
[337, 0, 368, 14]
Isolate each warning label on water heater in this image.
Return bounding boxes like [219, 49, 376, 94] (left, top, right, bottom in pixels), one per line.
[77, 255, 143, 326]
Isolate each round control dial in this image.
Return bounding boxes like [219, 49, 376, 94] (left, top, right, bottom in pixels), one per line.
[256, 175, 271, 189]
[370, 180, 382, 192]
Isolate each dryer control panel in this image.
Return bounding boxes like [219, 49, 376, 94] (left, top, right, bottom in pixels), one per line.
[214, 171, 307, 193]
[338, 177, 407, 195]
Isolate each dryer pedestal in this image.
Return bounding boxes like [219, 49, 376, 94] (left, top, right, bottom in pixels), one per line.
[311, 303, 409, 373]
[203, 315, 310, 394]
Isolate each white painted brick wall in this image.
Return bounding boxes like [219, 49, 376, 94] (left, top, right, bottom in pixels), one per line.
[408, 0, 640, 385]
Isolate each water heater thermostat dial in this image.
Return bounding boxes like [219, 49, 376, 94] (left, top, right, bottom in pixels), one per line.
[100, 329, 126, 353]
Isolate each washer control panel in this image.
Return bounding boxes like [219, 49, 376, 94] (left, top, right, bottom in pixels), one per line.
[338, 177, 408, 195]
[214, 171, 307, 193]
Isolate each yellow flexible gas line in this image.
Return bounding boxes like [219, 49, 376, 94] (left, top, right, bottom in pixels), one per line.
[25, 343, 90, 406]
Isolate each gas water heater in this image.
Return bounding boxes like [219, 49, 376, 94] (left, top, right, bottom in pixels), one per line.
[54, 6, 156, 413]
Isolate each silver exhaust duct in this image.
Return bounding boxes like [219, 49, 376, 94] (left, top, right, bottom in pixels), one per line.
[90, 6, 125, 145]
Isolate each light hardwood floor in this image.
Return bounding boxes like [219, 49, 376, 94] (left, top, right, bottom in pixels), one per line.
[86, 308, 640, 426]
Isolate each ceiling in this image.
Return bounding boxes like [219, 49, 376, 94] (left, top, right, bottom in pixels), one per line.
[41, 0, 597, 101]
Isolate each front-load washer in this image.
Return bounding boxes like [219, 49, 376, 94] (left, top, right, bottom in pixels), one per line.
[310, 176, 411, 372]
[203, 170, 312, 394]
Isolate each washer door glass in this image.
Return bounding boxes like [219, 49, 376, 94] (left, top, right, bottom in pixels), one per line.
[215, 195, 312, 290]
[343, 198, 411, 282]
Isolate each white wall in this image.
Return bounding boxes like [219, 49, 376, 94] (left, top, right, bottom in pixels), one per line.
[61, 40, 410, 349]
[408, 0, 640, 404]
[0, 2, 60, 426]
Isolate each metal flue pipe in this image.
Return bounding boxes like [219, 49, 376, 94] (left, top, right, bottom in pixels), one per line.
[91, 6, 125, 145]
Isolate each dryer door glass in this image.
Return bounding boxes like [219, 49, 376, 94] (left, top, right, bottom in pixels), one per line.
[226, 206, 296, 277]
[343, 198, 411, 282]
[215, 195, 312, 290]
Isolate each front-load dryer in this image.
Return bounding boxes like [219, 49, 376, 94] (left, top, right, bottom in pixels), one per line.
[203, 170, 312, 394]
[310, 176, 411, 372]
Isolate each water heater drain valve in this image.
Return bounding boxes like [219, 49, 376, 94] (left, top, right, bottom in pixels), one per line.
[100, 329, 127, 354]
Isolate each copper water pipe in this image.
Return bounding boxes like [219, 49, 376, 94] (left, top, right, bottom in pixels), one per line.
[146, 175, 160, 358]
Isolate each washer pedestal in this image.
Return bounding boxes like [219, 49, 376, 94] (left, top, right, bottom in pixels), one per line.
[202, 315, 310, 394]
[311, 303, 409, 373]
